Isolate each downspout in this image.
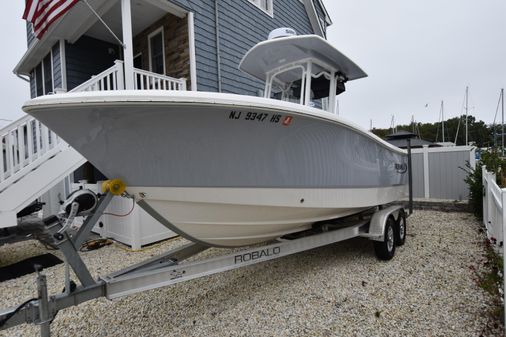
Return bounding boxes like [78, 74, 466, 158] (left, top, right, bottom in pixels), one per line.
[214, 0, 222, 92]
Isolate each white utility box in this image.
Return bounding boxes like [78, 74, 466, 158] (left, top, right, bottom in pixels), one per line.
[72, 182, 177, 250]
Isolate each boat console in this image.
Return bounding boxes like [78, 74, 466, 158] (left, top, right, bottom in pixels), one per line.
[239, 30, 367, 114]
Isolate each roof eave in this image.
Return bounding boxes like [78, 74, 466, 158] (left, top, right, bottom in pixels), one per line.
[316, 0, 333, 26]
[14, 30, 61, 76]
[13, 43, 37, 77]
[301, 0, 325, 37]
[14, 0, 116, 76]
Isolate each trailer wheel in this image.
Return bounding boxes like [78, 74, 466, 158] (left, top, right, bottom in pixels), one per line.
[395, 210, 407, 246]
[374, 216, 396, 260]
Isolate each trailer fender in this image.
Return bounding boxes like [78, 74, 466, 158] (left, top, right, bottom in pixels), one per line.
[364, 205, 404, 242]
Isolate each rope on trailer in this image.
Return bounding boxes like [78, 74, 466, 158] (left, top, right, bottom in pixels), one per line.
[80, 238, 113, 252]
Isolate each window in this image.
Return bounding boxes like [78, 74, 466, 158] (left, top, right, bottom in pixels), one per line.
[134, 53, 143, 88]
[133, 53, 143, 69]
[43, 54, 53, 95]
[148, 27, 165, 75]
[248, 0, 273, 16]
[35, 64, 43, 97]
[33, 52, 53, 97]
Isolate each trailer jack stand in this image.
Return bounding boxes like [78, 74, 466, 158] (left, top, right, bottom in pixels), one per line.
[35, 267, 51, 337]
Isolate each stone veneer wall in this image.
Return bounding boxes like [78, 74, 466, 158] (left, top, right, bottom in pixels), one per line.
[133, 13, 190, 88]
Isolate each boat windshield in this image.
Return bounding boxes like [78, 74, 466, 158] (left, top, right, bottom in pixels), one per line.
[264, 59, 345, 114]
[269, 66, 304, 104]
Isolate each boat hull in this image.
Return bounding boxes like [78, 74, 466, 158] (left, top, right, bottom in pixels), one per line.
[24, 91, 408, 247]
[130, 186, 407, 247]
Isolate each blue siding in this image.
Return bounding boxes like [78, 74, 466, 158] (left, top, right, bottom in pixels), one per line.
[171, 0, 314, 95]
[23, 0, 323, 96]
[30, 73, 36, 99]
[219, 0, 313, 95]
[65, 36, 119, 91]
[52, 43, 62, 90]
[29, 45, 59, 98]
[174, 0, 219, 92]
[27, 22, 35, 48]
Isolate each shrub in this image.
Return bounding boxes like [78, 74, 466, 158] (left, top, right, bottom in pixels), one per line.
[463, 150, 505, 219]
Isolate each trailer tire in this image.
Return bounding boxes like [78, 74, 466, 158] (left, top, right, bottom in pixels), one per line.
[395, 209, 407, 246]
[374, 216, 396, 260]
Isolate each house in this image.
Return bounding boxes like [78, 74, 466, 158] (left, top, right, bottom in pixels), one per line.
[0, 0, 332, 240]
[16, 0, 331, 183]
[15, 0, 332, 99]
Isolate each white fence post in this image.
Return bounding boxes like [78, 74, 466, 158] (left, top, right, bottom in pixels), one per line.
[488, 170, 499, 244]
[483, 166, 488, 229]
[115, 60, 125, 90]
[422, 145, 430, 198]
[501, 188, 506, 332]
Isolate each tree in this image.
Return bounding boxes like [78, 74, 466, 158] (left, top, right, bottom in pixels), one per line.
[371, 114, 494, 148]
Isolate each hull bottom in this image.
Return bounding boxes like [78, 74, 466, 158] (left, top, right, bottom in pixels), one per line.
[131, 185, 407, 247]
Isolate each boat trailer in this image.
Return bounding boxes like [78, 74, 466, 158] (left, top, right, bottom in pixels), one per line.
[0, 180, 408, 336]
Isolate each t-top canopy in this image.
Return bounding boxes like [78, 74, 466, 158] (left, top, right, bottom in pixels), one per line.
[239, 35, 367, 82]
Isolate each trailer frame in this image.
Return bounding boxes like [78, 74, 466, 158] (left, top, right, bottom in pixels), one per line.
[0, 191, 407, 337]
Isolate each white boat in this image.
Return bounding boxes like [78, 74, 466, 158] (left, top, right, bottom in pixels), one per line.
[23, 33, 408, 247]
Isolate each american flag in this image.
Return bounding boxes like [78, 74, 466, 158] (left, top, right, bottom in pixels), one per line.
[23, 0, 79, 39]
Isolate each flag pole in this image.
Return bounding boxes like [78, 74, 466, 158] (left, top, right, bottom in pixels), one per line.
[80, 0, 125, 48]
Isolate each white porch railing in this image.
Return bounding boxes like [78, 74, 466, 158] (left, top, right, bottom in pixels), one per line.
[70, 60, 125, 92]
[70, 60, 186, 93]
[0, 59, 186, 214]
[0, 115, 65, 193]
[133, 68, 186, 91]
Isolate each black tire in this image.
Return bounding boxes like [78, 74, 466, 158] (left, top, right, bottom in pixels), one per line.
[395, 209, 407, 246]
[374, 216, 396, 261]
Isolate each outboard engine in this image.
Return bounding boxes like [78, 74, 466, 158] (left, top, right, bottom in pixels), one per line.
[268, 27, 296, 40]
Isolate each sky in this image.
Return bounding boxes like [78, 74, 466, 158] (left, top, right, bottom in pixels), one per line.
[0, 0, 505, 129]
[322, 0, 506, 129]
[0, 1, 29, 127]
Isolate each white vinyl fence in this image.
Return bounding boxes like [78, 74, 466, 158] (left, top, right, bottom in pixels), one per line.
[411, 145, 475, 200]
[481, 166, 506, 331]
[483, 167, 505, 248]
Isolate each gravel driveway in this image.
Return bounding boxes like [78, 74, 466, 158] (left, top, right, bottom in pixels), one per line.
[0, 210, 501, 336]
